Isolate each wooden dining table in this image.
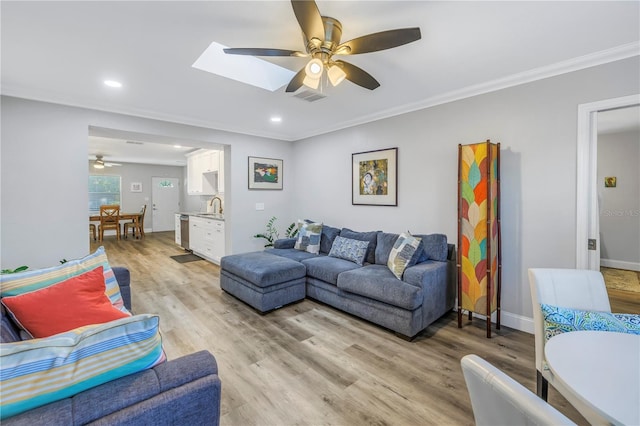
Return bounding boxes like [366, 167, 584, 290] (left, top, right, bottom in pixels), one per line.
[90, 212, 142, 239]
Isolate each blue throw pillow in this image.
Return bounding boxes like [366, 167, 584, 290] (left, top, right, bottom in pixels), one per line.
[328, 236, 370, 266]
[340, 228, 379, 264]
[540, 303, 640, 341]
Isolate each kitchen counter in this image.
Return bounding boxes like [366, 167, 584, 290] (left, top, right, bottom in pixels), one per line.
[179, 212, 224, 221]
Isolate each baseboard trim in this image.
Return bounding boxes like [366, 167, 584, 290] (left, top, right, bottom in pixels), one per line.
[456, 308, 534, 335]
[601, 259, 640, 272]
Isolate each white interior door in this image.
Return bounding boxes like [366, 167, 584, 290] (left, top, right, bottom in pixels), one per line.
[152, 177, 180, 232]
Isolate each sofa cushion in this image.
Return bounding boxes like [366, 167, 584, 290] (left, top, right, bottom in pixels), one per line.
[0, 246, 128, 313]
[376, 232, 424, 267]
[0, 314, 166, 420]
[220, 252, 306, 287]
[267, 248, 319, 262]
[340, 228, 379, 265]
[294, 222, 323, 254]
[540, 304, 640, 341]
[320, 225, 341, 255]
[328, 236, 369, 266]
[2, 266, 130, 338]
[387, 233, 423, 279]
[337, 265, 423, 310]
[413, 234, 449, 262]
[301, 256, 361, 286]
[0, 305, 21, 344]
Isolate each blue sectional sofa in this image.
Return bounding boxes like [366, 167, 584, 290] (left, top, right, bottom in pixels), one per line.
[1, 267, 222, 425]
[221, 225, 456, 339]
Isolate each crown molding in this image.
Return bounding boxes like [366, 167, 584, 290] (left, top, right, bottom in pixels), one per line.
[292, 41, 640, 141]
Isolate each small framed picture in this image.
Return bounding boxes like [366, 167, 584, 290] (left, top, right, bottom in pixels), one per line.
[130, 182, 143, 192]
[248, 156, 283, 190]
[352, 147, 398, 206]
[604, 177, 617, 188]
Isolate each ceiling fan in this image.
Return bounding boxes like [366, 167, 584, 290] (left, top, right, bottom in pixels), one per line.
[223, 0, 421, 92]
[93, 155, 121, 169]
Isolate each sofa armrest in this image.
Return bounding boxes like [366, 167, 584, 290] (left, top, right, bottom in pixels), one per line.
[3, 351, 221, 426]
[403, 260, 448, 291]
[112, 267, 131, 311]
[274, 238, 296, 249]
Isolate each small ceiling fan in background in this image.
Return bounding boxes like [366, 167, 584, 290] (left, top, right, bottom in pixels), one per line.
[93, 155, 121, 169]
[223, 0, 421, 92]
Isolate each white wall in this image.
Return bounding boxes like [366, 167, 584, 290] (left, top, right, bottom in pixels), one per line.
[1, 57, 638, 333]
[1, 97, 294, 268]
[89, 161, 184, 231]
[290, 57, 640, 331]
[598, 129, 640, 269]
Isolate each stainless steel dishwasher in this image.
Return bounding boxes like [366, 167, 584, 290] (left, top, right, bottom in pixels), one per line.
[180, 214, 190, 250]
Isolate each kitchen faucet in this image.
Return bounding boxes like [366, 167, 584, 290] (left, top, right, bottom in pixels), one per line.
[209, 196, 223, 214]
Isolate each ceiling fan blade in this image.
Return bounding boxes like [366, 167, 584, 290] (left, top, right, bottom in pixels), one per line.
[285, 67, 307, 92]
[291, 0, 325, 41]
[336, 28, 421, 55]
[335, 60, 380, 90]
[223, 48, 306, 57]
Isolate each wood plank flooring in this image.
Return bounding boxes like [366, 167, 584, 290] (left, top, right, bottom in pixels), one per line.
[91, 232, 608, 425]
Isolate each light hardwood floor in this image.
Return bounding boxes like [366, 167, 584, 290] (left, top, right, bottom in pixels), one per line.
[92, 232, 599, 425]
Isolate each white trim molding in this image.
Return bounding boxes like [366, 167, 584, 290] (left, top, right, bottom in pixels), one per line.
[576, 94, 640, 270]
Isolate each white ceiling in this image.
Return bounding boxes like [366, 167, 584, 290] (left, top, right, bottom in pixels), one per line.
[2, 1, 639, 151]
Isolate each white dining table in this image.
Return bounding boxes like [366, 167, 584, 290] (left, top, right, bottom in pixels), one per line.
[544, 330, 640, 426]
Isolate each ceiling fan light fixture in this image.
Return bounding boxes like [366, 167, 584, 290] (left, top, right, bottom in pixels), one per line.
[303, 58, 323, 89]
[93, 161, 105, 169]
[328, 64, 346, 86]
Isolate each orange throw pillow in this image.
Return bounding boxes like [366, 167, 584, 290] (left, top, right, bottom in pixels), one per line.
[1, 266, 129, 338]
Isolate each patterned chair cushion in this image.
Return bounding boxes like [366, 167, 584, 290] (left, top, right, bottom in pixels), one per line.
[328, 236, 370, 266]
[0, 314, 165, 420]
[541, 303, 640, 341]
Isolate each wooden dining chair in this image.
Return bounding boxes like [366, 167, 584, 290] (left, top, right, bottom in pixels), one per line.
[99, 204, 121, 241]
[89, 223, 97, 241]
[124, 205, 146, 239]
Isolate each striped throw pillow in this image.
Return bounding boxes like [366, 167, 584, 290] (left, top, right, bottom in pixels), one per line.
[0, 314, 166, 420]
[0, 246, 127, 313]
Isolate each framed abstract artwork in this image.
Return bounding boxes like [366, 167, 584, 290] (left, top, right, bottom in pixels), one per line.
[352, 147, 398, 206]
[248, 156, 283, 190]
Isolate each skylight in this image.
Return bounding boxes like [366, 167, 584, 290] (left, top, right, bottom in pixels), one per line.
[192, 42, 295, 92]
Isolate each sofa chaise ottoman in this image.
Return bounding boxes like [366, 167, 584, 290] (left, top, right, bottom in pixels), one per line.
[220, 251, 306, 313]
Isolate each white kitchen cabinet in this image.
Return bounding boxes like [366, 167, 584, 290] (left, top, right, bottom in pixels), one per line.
[189, 215, 225, 264]
[186, 149, 221, 195]
[174, 214, 181, 246]
[186, 153, 204, 195]
[211, 220, 225, 262]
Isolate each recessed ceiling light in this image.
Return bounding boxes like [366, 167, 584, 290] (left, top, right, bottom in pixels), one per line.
[174, 145, 182, 148]
[104, 80, 122, 88]
[270, 116, 282, 123]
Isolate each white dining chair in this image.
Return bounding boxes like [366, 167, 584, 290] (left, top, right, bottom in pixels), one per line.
[461, 354, 575, 426]
[528, 268, 611, 401]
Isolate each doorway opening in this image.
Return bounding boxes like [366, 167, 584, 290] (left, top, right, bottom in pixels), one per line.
[575, 94, 640, 271]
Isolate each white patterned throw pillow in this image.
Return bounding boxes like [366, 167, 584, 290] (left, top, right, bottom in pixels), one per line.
[294, 222, 323, 254]
[328, 236, 370, 266]
[387, 233, 422, 279]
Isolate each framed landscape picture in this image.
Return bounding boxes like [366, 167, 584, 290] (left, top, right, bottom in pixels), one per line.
[352, 147, 397, 206]
[248, 156, 283, 190]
